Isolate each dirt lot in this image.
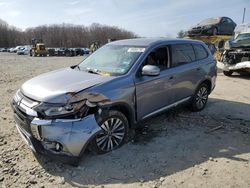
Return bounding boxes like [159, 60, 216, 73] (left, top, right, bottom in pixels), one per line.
[0, 53, 250, 188]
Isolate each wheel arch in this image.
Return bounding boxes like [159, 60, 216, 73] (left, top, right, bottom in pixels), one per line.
[107, 102, 136, 128]
[199, 79, 212, 94]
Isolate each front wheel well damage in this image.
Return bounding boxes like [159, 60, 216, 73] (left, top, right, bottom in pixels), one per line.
[108, 104, 134, 128]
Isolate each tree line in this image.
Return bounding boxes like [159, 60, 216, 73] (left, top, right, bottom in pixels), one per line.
[0, 19, 137, 48]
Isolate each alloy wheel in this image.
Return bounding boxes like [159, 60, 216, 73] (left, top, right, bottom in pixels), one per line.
[195, 86, 208, 110]
[96, 117, 125, 152]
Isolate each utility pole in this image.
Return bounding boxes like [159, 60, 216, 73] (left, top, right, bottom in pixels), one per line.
[242, 8, 246, 23]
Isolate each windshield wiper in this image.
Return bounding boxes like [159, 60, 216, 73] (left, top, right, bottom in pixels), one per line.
[86, 68, 102, 75]
[75, 64, 81, 70]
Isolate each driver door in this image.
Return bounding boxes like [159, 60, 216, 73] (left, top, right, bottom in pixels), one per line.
[134, 46, 175, 120]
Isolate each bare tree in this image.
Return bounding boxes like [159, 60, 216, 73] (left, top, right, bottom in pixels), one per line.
[0, 19, 137, 48]
[177, 30, 186, 38]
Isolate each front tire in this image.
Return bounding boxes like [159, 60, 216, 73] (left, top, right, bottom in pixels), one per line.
[190, 83, 209, 111]
[90, 110, 129, 154]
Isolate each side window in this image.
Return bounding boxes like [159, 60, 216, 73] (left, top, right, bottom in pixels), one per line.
[227, 18, 232, 23]
[193, 44, 208, 60]
[144, 46, 169, 71]
[221, 18, 227, 23]
[171, 44, 195, 67]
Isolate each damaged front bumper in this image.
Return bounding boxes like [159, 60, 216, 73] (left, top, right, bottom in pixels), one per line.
[11, 97, 101, 164]
[217, 61, 250, 72]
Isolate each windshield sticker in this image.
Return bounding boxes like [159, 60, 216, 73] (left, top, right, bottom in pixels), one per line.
[127, 48, 145, 53]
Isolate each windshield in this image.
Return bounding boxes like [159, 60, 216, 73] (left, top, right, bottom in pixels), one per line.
[199, 17, 220, 25]
[78, 45, 144, 76]
[236, 33, 250, 40]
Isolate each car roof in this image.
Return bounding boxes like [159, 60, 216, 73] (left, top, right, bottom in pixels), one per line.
[109, 38, 202, 47]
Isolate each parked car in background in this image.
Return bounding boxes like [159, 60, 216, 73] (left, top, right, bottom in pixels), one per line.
[47, 48, 55, 56]
[234, 23, 250, 38]
[9, 47, 17, 53]
[188, 17, 236, 36]
[12, 46, 23, 53]
[0, 48, 7, 52]
[57, 48, 66, 56]
[221, 31, 250, 76]
[82, 48, 91, 54]
[225, 32, 250, 49]
[17, 47, 30, 55]
[74, 48, 91, 56]
[11, 38, 216, 165]
[65, 48, 76, 57]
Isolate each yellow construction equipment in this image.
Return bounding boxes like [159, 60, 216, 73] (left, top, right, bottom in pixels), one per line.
[90, 41, 101, 53]
[186, 35, 233, 60]
[30, 38, 48, 57]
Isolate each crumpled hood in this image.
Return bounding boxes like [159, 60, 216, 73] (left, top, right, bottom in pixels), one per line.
[230, 37, 250, 48]
[21, 67, 114, 103]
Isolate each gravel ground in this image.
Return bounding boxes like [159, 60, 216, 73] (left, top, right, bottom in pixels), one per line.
[0, 53, 250, 188]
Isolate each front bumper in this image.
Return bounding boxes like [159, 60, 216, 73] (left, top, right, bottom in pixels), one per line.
[218, 61, 250, 72]
[188, 28, 213, 36]
[11, 97, 101, 163]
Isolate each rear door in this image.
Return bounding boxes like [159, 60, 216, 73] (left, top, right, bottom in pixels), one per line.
[167, 43, 206, 102]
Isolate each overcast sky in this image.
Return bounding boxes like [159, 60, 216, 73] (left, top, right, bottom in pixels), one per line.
[0, 0, 249, 37]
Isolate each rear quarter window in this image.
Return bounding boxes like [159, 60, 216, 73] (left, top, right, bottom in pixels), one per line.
[193, 44, 208, 60]
[171, 44, 195, 67]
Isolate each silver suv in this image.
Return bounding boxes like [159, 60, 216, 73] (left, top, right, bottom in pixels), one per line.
[11, 38, 216, 165]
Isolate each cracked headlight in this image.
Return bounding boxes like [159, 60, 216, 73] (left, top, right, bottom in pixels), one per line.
[35, 100, 86, 117]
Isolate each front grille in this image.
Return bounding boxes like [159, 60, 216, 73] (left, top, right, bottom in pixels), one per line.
[14, 113, 31, 133]
[12, 100, 33, 133]
[12, 90, 38, 134]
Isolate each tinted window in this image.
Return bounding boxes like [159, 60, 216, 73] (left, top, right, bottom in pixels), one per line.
[193, 44, 208, 60]
[171, 44, 195, 67]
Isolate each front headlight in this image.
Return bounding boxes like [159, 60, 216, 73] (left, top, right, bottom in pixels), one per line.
[34, 100, 86, 117]
[224, 41, 231, 50]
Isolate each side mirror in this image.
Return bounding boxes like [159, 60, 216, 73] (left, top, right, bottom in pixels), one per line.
[142, 65, 160, 76]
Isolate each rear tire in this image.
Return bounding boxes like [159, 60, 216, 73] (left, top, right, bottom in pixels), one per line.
[190, 83, 209, 112]
[223, 71, 233, 76]
[89, 110, 129, 154]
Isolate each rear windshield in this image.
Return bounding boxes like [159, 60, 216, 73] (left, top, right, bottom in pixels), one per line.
[199, 17, 220, 25]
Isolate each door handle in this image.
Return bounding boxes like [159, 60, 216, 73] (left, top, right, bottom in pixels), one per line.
[196, 67, 201, 71]
[169, 76, 174, 80]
